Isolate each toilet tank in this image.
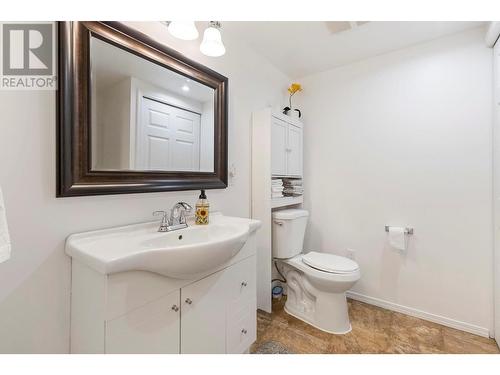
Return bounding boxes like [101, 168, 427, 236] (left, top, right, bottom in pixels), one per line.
[272, 209, 309, 259]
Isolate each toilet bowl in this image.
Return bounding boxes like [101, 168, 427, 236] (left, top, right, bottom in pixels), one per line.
[272, 209, 361, 334]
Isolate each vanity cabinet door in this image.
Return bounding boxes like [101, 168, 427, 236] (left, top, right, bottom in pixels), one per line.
[287, 124, 303, 176]
[271, 118, 288, 176]
[180, 255, 257, 354]
[180, 268, 230, 353]
[105, 290, 181, 354]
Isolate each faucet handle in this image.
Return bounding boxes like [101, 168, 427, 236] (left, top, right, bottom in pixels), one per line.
[153, 210, 168, 223]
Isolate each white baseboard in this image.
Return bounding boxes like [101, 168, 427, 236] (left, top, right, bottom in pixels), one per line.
[346, 291, 491, 338]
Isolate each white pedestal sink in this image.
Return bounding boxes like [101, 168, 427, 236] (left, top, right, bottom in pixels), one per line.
[66, 213, 261, 279]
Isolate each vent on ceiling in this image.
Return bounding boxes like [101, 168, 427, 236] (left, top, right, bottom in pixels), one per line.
[325, 21, 370, 34]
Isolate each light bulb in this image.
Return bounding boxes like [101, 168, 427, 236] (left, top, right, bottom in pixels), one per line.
[166, 21, 199, 41]
[200, 22, 226, 57]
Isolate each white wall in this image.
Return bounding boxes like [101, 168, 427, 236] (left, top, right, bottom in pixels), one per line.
[95, 78, 132, 169]
[493, 37, 500, 345]
[298, 27, 494, 335]
[0, 22, 289, 353]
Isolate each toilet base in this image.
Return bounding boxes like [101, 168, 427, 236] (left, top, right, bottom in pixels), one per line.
[281, 259, 357, 335]
[284, 304, 352, 335]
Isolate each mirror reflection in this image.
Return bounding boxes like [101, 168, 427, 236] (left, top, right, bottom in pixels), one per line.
[90, 36, 215, 172]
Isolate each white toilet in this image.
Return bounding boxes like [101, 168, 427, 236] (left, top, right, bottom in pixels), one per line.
[272, 209, 361, 334]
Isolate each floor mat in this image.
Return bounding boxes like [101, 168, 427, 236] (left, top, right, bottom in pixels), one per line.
[253, 340, 294, 354]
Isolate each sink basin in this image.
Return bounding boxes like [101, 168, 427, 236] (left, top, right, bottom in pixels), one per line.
[66, 213, 261, 279]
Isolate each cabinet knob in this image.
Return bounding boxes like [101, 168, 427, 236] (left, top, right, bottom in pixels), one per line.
[241, 281, 247, 287]
[171, 305, 179, 312]
[241, 329, 247, 334]
[185, 298, 193, 305]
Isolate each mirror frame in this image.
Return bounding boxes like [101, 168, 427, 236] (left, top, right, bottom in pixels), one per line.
[57, 21, 228, 197]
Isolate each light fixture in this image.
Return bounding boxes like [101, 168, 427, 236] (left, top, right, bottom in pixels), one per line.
[181, 84, 190, 92]
[200, 21, 226, 57]
[165, 21, 199, 40]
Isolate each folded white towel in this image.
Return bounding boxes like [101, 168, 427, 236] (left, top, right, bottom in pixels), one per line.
[282, 179, 302, 186]
[0, 186, 11, 263]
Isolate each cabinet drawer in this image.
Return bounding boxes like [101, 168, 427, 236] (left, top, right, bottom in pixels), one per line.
[227, 310, 257, 354]
[227, 255, 256, 302]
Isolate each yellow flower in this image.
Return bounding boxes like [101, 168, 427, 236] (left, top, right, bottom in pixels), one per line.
[287, 83, 302, 95]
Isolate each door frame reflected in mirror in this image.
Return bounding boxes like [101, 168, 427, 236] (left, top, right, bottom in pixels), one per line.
[57, 21, 228, 197]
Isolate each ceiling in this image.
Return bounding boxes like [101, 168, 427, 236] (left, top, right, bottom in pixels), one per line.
[223, 21, 486, 78]
[91, 37, 214, 103]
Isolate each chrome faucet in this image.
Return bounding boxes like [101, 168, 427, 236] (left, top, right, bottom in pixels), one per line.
[153, 202, 193, 232]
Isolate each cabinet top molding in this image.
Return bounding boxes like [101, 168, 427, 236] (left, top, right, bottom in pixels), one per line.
[271, 110, 303, 128]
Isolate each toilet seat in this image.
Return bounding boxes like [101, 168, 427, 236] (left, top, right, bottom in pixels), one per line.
[302, 251, 359, 274]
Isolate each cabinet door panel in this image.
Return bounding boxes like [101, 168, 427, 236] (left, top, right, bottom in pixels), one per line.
[181, 269, 229, 353]
[287, 124, 302, 176]
[105, 290, 180, 354]
[271, 118, 287, 176]
[181, 256, 257, 354]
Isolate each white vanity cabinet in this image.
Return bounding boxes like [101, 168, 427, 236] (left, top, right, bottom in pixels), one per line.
[68, 220, 259, 354]
[181, 255, 256, 353]
[271, 115, 303, 177]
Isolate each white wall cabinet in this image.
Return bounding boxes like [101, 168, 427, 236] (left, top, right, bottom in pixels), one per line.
[271, 115, 303, 177]
[70, 237, 257, 354]
[252, 109, 304, 313]
[287, 123, 303, 176]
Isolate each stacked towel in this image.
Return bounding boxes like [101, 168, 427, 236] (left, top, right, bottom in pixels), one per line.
[0, 186, 11, 263]
[271, 179, 284, 199]
[282, 178, 303, 197]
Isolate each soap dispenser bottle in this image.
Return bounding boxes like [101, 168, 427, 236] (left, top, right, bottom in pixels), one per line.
[195, 189, 209, 225]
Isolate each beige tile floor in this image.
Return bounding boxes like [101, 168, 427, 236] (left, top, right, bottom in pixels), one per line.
[251, 298, 499, 354]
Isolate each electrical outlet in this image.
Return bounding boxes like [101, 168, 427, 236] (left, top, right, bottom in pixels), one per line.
[346, 248, 356, 260]
[228, 163, 236, 186]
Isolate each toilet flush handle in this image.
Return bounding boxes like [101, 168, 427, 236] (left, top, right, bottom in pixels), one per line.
[274, 221, 284, 226]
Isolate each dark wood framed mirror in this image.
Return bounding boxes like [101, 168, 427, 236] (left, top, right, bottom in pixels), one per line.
[57, 21, 228, 197]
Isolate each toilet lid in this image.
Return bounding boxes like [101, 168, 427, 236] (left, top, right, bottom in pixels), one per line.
[302, 252, 359, 274]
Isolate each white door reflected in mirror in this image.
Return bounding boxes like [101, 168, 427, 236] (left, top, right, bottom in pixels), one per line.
[90, 36, 215, 172]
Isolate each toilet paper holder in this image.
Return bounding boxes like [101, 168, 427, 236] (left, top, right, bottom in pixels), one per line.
[385, 225, 414, 235]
